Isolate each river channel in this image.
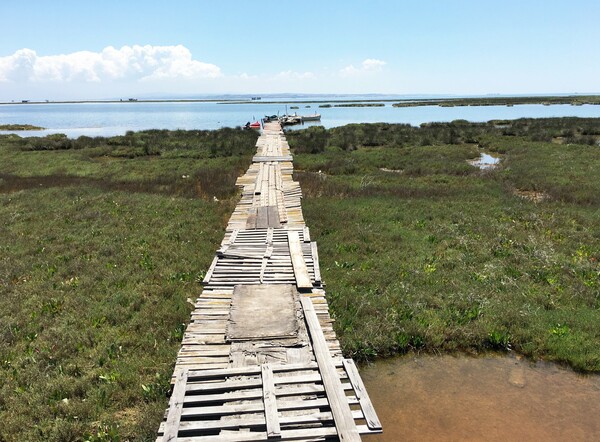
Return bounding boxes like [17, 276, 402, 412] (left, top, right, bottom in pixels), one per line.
[360, 353, 600, 441]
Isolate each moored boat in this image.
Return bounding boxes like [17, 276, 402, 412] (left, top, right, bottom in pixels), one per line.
[244, 121, 261, 129]
[280, 115, 302, 126]
[263, 115, 279, 123]
[301, 113, 321, 122]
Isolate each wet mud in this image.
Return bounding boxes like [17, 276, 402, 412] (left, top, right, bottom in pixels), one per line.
[360, 353, 600, 441]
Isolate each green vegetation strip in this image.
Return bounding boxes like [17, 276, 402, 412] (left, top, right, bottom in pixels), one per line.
[392, 95, 600, 107]
[334, 103, 385, 108]
[0, 124, 45, 131]
[1, 118, 600, 440]
[216, 94, 600, 107]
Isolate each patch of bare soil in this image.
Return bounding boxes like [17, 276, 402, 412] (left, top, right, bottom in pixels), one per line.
[379, 168, 403, 173]
[514, 188, 548, 202]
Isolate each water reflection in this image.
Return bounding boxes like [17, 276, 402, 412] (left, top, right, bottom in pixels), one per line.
[360, 354, 600, 441]
[469, 153, 500, 169]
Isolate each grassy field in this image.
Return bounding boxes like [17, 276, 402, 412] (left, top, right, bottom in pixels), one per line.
[0, 129, 258, 441]
[0, 119, 599, 440]
[285, 119, 600, 371]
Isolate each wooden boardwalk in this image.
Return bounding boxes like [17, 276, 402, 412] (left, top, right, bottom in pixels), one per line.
[158, 122, 382, 441]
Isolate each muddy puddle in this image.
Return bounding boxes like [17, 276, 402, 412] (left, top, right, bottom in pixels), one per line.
[360, 353, 600, 441]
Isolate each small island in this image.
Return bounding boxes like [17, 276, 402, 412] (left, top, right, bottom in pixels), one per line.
[334, 102, 385, 107]
[0, 124, 45, 131]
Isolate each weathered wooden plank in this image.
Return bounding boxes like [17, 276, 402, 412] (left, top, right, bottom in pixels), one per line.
[179, 397, 338, 419]
[310, 242, 322, 284]
[166, 411, 334, 434]
[259, 257, 268, 284]
[227, 285, 298, 341]
[176, 356, 230, 366]
[198, 290, 234, 297]
[218, 229, 240, 255]
[268, 165, 277, 204]
[261, 364, 281, 438]
[162, 368, 188, 441]
[264, 245, 273, 258]
[303, 226, 311, 243]
[177, 350, 229, 358]
[343, 359, 382, 431]
[173, 426, 338, 442]
[287, 231, 312, 289]
[185, 370, 323, 394]
[201, 256, 219, 285]
[254, 164, 265, 194]
[246, 207, 257, 229]
[300, 297, 361, 442]
[186, 365, 330, 394]
[267, 205, 280, 228]
[183, 383, 321, 405]
[252, 155, 294, 162]
[174, 362, 228, 370]
[181, 335, 225, 344]
[256, 206, 269, 229]
[177, 423, 379, 441]
[266, 227, 274, 244]
[227, 228, 239, 244]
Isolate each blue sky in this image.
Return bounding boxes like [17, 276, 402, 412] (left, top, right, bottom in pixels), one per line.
[0, 0, 598, 100]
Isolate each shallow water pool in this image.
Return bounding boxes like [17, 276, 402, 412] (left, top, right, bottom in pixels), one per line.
[360, 353, 600, 441]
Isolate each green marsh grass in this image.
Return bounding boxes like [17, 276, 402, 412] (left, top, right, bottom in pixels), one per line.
[0, 129, 257, 440]
[287, 119, 600, 370]
[1, 119, 599, 439]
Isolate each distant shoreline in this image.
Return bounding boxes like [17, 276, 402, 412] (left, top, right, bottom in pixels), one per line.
[0, 98, 235, 105]
[2, 94, 600, 107]
[0, 124, 44, 130]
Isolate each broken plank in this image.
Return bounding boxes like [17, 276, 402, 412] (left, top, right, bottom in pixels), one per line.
[287, 231, 312, 289]
[261, 364, 281, 438]
[201, 256, 219, 285]
[343, 359, 382, 431]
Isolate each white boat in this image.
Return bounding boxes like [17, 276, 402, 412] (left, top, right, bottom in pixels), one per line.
[280, 115, 303, 125]
[301, 113, 321, 122]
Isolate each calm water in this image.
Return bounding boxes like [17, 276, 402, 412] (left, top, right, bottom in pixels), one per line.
[1, 101, 600, 137]
[360, 354, 600, 441]
[469, 152, 501, 169]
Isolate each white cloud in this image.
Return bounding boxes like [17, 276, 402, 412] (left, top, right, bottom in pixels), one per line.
[340, 58, 386, 77]
[361, 58, 386, 71]
[0, 45, 221, 83]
